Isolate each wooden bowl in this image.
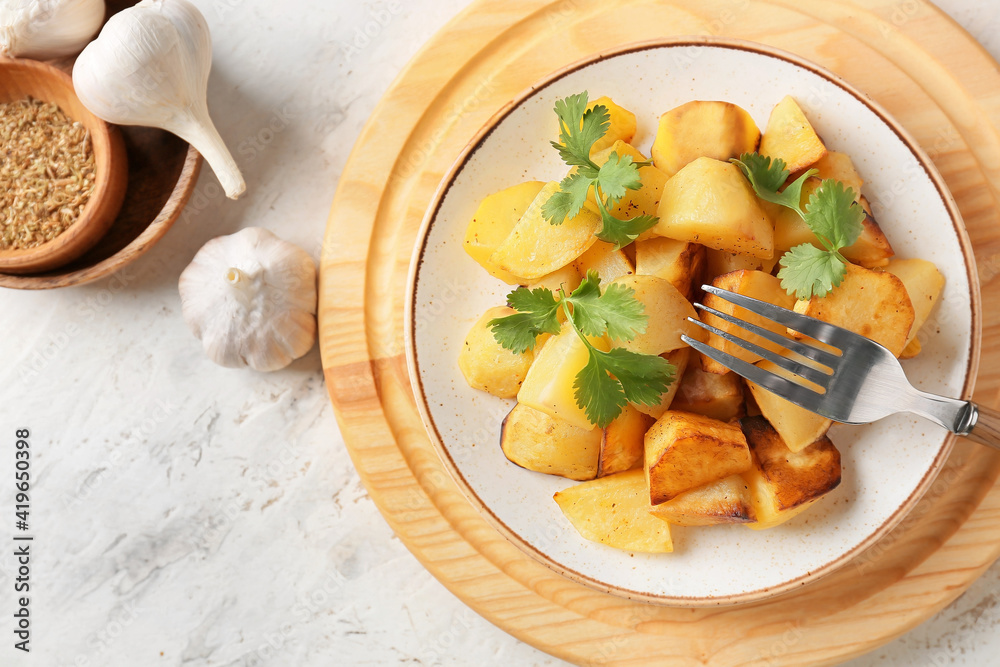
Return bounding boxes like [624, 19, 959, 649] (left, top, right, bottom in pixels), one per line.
[0, 57, 128, 274]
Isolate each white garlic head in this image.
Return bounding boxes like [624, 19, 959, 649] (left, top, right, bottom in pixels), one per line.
[179, 228, 317, 372]
[0, 0, 105, 59]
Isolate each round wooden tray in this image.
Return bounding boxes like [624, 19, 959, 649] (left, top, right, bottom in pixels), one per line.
[319, 1, 1000, 664]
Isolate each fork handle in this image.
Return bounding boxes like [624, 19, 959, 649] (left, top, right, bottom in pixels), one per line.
[964, 404, 1000, 450]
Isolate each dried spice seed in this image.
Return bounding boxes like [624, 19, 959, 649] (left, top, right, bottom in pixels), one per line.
[0, 97, 96, 251]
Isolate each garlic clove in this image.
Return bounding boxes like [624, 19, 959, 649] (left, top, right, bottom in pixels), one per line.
[72, 0, 246, 199]
[179, 228, 317, 372]
[0, 0, 105, 60]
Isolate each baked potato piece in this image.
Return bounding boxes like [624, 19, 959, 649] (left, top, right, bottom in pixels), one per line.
[806, 150, 863, 199]
[671, 366, 745, 422]
[645, 410, 753, 504]
[501, 403, 601, 481]
[586, 96, 637, 155]
[528, 264, 582, 293]
[759, 95, 827, 173]
[651, 100, 761, 177]
[463, 181, 546, 284]
[634, 237, 705, 298]
[884, 258, 945, 347]
[634, 347, 690, 420]
[518, 322, 609, 429]
[699, 270, 797, 374]
[740, 416, 841, 530]
[744, 362, 832, 453]
[652, 157, 774, 259]
[792, 263, 915, 357]
[458, 306, 535, 398]
[554, 469, 673, 552]
[597, 405, 650, 477]
[573, 240, 634, 283]
[489, 181, 600, 281]
[648, 474, 756, 526]
[609, 275, 706, 355]
[591, 140, 668, 222]
[704, 248, 777, 282]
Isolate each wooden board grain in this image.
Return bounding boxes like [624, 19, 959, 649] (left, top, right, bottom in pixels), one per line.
[319, 1, 1000, 664]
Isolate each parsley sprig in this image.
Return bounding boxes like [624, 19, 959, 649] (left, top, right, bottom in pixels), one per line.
[732, 152, 865, 300]
[542, 93, 658, 249]
[490, 271, 676, 428]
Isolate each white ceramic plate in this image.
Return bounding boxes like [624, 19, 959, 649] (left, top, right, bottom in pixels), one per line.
[406, 38, 979, 605]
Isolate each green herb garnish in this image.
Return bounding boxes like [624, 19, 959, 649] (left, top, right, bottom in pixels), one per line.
[489, 271, 675, 428]
[542, 93, 658, 249]
[732, 152, 865, 300]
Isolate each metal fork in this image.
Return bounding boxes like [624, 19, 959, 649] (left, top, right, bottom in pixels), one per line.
[679, 285, 1000, 450]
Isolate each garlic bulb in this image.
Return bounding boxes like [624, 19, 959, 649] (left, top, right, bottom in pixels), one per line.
[73, 0, 246, 198]
[179, 228, 317, 372]
[0, 0, 104, 59]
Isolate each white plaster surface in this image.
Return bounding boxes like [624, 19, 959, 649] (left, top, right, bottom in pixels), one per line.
[0, 1, 997, 665]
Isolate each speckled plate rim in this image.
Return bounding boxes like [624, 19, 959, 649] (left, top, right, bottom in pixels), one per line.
[404, 36, 982, 607]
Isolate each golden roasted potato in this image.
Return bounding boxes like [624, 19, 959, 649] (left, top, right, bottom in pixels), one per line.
[573, 240, 635, 282]
[609, 275, 706, 355]
[884, 258, 945, 347]
[699, 270, 797, 374]
[671, 366, 745, 422]
[634, 347, 690, 420]
[652, 157, 774, 259]
[489, 181, 600, 280]
[598, 405, 650, 477]
[586, 96, 638, 155]
[591, 141, 668, 221]
[740, 416, 841, 530]
[645, 410, 753, 504]
[648, 475, 756, 526]
[744, 362, 832, 453]
[759, 95, 827, 173]
[554, 469, 673, 552]
[463, 181, 546, 284]
[792, 263, 915, 357]
[458, 306, 535, 398]
[899, 337, 922, 359]
[651, 100, 760, 177]
[634, 237, 705, 298]
[518, 322, 609, 429]
[501, 403, 601, 480]
[806, 151, 863, 198]
[704, 248, 777, 282]
[528, 264, 582, 293]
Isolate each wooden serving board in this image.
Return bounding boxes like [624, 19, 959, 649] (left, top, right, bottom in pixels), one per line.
[319, 1, 1000, 664]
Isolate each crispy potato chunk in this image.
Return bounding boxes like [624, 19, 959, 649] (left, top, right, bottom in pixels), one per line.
[518, 322, 609, 430]
[759, 95, 827, 173]
[586, 96, 637, 155]
[699, 270, 797, 374]
[806, 151, 863, 198]
[744, 362, 832, 453]
[609, 275, 706, 355]
[458, 306, 535, 398]
[884, 258, 945, 347]
[634, 347, 690, 420]
[651, 100, 761, 177]
[792, 263, 915, 357]
[528, 263, 582, 294]
[500, 403, 602, 481]
[653, 157, 774, 259]
[598, 405, 650, 477]
[463, 181, 546, 284]
[645, 411, 753, 504]
[671, 366, 745, 422]
[554, 469, 673, 553]
[649, 475, 756, 526]
[574, 240, 635, 282]
[489, 182, 600, 280]
[740, 416, 841, 530]
[704, 248, 777, 282]
[634, 237, 705, 298]
[591, 141, 668, 221]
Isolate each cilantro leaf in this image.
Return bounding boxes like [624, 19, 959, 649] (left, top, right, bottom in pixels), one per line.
[551, 93, 608, 169]
[731, 152, 817, 212]
[488, 287, 561, 353]
[802, 180, 865, 250]
[565, 272, 647, 340]
[573, 348, 676, 428]
[542, 170, 594, 225]
[595, 152, 643, 205]
[574, 352, 630, 429]
[777, 244, 846, 300]
[596, 207, 658, 250]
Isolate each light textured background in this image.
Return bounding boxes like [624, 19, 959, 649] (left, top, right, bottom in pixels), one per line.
[1, 1, 998, 665]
